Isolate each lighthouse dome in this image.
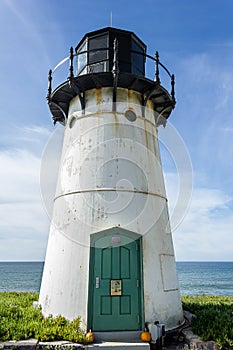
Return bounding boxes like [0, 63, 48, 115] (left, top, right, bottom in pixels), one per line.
[75, 27, 146, 77]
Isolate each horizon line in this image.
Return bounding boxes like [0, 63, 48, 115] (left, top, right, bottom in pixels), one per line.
[1, 260, 233, 263]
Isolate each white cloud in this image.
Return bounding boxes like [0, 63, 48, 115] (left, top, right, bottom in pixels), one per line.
[0, 147, 50, 261]
[164, 167, 233, 261]
[221, 127, 233, 132]
[169, 178, 233, 261]
[174, 51, 233, 197]
[1, 124, 53, 157]
[0, 126, 54, 261]
[0, 149, 40, 203]
[13, 126, 52, 148]
[168, 50, 233, 257]
[21, 126, 51, 136]
[177, 51, 233, 116]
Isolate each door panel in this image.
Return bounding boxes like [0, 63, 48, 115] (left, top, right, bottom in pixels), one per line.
[90, 234, 142, 331]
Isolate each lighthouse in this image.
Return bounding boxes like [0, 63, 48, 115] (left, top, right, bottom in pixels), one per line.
[39, 27, 183, 335]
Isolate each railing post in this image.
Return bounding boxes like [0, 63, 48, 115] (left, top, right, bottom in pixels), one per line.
[155, 51, 160, 83]
[171, 74, 175, 101]
[47, 69, 52, 100]
[112, 38, 119, 112]
[112, 38, 119, 78]
[68, 46, 74, 80]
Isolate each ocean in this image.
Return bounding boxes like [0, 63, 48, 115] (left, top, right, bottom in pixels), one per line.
[0, 261, 232, 295]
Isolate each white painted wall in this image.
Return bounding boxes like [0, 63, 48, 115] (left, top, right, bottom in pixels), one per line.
[39, 87, 183, 330]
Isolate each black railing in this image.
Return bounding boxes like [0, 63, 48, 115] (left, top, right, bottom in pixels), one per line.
[47, 44, 175, 101]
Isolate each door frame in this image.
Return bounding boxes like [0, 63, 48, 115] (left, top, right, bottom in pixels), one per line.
[87, 227, 144, 331]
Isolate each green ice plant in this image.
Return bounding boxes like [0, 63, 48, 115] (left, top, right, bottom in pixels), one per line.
[0, 292, 84, 342]
[182, 295, 233, 349]
[1, 292, 233, 348]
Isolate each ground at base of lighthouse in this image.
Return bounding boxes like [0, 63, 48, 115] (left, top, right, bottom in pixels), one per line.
[0, 327, 221, 350]
[0, 339, 193, 350]
[0, 336, 219, 350]
[0, 335, 187, 350]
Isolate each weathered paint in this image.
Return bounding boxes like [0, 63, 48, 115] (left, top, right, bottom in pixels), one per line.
[39, 87, 183, 330]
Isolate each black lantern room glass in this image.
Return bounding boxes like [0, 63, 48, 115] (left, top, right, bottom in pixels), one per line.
[76, 28, 146, 77]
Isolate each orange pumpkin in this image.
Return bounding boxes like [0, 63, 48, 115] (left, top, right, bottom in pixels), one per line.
[141, 330, 151, 342]
[85, 330, 94, 343]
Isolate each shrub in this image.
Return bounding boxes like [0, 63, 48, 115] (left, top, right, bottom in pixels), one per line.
[0, 292, 84, 342]
[182, 295, 233, 349]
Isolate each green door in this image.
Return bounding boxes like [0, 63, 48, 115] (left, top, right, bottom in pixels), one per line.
[89, 232, 143, 331]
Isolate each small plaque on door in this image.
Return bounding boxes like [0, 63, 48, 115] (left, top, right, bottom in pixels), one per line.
[110, 279, 122, 296]
[111, 236, 121, 245]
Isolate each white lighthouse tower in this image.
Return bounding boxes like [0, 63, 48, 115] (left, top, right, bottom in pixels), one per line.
[39, 27, 183, 335]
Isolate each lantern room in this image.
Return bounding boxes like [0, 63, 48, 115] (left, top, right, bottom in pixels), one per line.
[75, 27, 146, 77]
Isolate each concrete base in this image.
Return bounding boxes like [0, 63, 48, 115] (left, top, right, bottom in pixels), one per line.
[94, 331, 142, 342]
[90, 342, 150, 349]
[92, 332, 149, 349]
[0, 339, 149, 350]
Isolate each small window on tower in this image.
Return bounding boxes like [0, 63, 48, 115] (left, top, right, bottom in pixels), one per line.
[131, 39, 145, 77]
[77, 40, 87, 75]
[88, 33, 108, 65]
[125, 109, 137, 122]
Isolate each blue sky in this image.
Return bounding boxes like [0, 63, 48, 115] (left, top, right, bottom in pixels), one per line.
[0, 0, 233, 261]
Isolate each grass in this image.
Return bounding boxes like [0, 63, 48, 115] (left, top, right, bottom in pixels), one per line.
[0, 292, 86, 343]
[182, 295, 233, 349]
[1, 292, 233, 348]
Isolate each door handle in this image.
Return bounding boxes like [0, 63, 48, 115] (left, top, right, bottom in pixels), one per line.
[95, 277, 100, 288]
